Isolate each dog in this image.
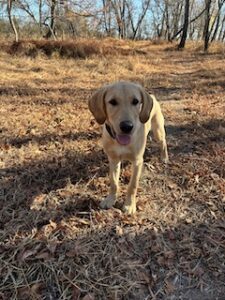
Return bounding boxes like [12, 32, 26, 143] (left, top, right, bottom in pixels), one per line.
[88, 81, 168, 214]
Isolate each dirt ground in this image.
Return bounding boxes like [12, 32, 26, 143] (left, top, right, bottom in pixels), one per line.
[0, 41, 225, 300]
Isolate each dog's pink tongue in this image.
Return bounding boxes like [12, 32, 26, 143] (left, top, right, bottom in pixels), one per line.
[116, 135, 131, 145]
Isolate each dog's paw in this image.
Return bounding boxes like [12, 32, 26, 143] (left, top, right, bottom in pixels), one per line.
[99, 195, 116, 209]
[161, 152, 169, 164]
[161, 156, 169, 164]
[122, 203, 136, 215]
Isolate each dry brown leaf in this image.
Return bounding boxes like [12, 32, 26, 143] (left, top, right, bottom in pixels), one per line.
[30, 194, 46, 210]
[17, 282, 44, 299]
[116, 225, 123, 236]
[17, 286, 31, 299]
[36, 251, 52, 260]
[164, 250, 176, 259]
[138, 271, 152, 284]
[66, 244, 81, 257]
[167, 230, 176, 241]
[47, 238, 59, 254]
[71, 286, 81, 300]
[82, 293, 95, 300]
[78, 219, 90, 225]
[30, 282, 44, 294]
[217, 125, 225, 134]
[157, 256, 165, 267]
[19, 249, 38, 262]
[165, 280, 176, 294]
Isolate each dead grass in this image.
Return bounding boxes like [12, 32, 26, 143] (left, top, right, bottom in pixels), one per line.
[1, 39, 224, 60]
[1, 38, 148, 60]
[0, 39, 225, 299]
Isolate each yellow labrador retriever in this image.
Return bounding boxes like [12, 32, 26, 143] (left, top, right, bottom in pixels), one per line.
[89, 81, 168, 214]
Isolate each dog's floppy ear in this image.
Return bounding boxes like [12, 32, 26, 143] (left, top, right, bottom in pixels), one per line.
[88, 87, 107, 124]
[139, 88, 154, 124]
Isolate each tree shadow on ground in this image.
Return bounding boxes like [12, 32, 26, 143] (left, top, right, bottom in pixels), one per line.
[0, 129, 107, 234]
[143, 67, 225, 101]
[1, 117, 224, 233]
[6, 131, 100, 149]
[0, 116, 225, 298]
[144, 118, 225, 160]
[165, 118, 225, 155]
[1, 217, 225, 300]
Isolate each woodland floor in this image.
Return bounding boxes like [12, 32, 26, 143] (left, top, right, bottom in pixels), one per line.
[0, 40, 225, 300]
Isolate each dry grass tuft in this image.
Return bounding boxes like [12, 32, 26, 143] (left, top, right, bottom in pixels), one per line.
[0, 39, 225, 299]
[8, 39, 102, 59]
[4, 38, 149, 60]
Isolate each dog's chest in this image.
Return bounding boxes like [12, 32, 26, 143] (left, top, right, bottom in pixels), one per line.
[114, 145, 132, 158]
[105, 142, 136, 161]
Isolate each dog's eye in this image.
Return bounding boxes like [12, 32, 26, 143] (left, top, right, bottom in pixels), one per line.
[132, 98, 139, 105]
[109, 99, 118, 106]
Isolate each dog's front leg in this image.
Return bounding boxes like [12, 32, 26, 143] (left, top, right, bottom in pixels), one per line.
[100, 158, 121, 209]
[123, 159, 143, 214]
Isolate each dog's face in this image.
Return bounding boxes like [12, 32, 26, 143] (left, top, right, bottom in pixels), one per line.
[89, 82, 153, 145]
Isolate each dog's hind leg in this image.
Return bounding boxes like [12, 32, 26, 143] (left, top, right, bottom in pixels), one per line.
[151, 107, 169, 163]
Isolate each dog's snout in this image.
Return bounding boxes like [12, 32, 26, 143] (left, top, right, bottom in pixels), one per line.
[120, 121, 133, 133]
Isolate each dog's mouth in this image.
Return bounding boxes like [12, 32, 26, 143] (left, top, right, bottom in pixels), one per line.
[105, 123, 132, 146]
[116, 134, 131, 145]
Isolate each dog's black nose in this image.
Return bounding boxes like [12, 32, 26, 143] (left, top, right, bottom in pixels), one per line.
[120, 121, 133, 133]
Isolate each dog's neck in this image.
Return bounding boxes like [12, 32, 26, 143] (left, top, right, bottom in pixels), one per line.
[105, 123, 115, 139]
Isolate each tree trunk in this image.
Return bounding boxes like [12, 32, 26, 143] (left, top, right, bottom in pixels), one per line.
[211, 0, 225, 42]
[102, 0, 111, 36]
[45, 0, 57, 39]
[7, 0, 19, 42]
[178, 0, 190, 49]
[172, 1, 183, 39]
[165, 1, 171, 41]
[39, 0, 43, 35]
[159, 10, 166, 38]
[131, 0, 151, 40]
[171, 7, 207, 41]
[119, 0, 126, 38]
[204, 0, 211, 52]
[110, 0, 126, 39]
[218, 14, 225, 40]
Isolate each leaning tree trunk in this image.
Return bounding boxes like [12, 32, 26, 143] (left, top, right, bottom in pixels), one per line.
[131, 0, 151, 40]
[211, 0, 225, 42]
[218, 14, 225, 40]
[178, 0, 189, 49]
[7, 0, 19, 42]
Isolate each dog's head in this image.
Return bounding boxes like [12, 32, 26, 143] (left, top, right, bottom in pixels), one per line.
[88, 81, 153, 145]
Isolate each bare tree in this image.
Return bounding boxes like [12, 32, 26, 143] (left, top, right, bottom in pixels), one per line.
[167, 0, 183, 40]
[164, 0, 171, 41]
[171, 5, 207, 40]
[203, 0, 211, 52]
[152, 1, 166, 39]
[45, 0, 57, 39]
[39, 0, 43, 34]
[210, 0, 225, 42]
[109, 0, 127, 38]
[126, 0, 151, 40]
[178, 0, 189, 49]
[7, 0, 19, 42]
[16, 0, 37, 23]
[218, 13, 225, 40]
[102, 0, 113, 36]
